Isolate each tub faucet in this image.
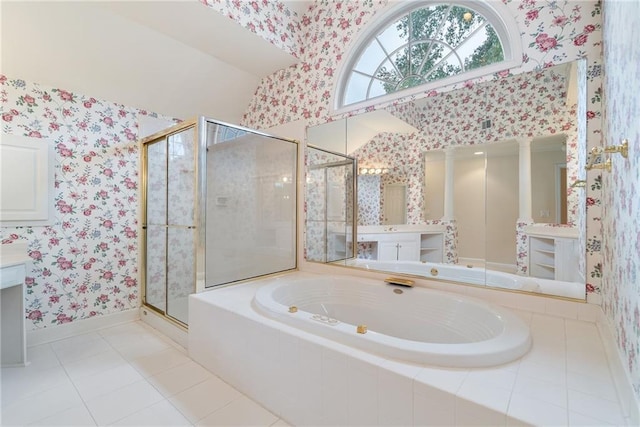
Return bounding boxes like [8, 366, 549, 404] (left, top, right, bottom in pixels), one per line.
[384, 277, 414, 287]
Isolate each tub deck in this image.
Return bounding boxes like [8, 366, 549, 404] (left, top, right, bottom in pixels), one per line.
[189, 272, 629, 426]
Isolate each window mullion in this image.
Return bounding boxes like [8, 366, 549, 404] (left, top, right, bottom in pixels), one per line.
[421, 40, 461, 81]
[375, 37, 404, 80]
[416, 5, 453, 75]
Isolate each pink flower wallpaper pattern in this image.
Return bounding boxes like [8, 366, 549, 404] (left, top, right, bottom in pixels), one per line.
[0, 75, 171, 329]
[601, 0, 640, 402]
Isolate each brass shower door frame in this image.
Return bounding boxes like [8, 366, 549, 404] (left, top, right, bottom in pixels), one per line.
[139, 119, 199, 328]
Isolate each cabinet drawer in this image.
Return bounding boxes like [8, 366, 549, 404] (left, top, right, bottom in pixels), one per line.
[1, 264, 26, 289]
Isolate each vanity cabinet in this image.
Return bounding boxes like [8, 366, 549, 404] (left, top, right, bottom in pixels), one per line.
[357, 229, 444, 263]
[377, 235, 420, 261]
[419, 233, 444, 263]
[529, 235, 579, 282]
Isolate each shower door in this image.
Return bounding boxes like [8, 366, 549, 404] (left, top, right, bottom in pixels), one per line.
[143, 124, 197, 325]
[305, 146, 357, 263]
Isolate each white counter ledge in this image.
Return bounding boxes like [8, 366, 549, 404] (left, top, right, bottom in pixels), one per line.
[1, 242, 30, 366]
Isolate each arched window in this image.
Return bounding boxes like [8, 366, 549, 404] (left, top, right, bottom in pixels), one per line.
[336, 1, 521, 111]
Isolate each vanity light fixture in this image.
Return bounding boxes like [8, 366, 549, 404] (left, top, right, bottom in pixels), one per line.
[474, 151, 484, 155]
[359, 167, 389, 175]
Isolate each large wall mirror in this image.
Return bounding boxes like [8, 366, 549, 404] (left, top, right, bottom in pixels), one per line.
[306, 60, 587, 300]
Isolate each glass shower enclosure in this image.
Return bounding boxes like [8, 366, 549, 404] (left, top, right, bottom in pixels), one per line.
[141, 117, 298, 326]
[305, 146, 357, 263]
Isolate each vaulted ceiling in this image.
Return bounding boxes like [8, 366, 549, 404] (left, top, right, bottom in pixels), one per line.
[1, 1, 303, 123]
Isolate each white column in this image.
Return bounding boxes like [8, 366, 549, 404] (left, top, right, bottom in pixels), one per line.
[518, 138, 533, 222]
[442, 147, 455, 221]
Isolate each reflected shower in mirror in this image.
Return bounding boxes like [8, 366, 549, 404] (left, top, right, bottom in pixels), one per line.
[305, 60, 587, 300]
[305, 146, 357, 263]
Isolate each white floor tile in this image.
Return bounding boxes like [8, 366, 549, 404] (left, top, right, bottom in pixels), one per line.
[111, 399, 192, 426]
[1, 381, 84, 426]
[73, 364, 144, 402]
[1, 365, 70, 408]
[98, 321, 153, 340]
[84, 379, 164, 425]
[195, 395, 278, 427]
[62, 349, 128, 381]
[116, 335, 175, 363]
[51, 333, 112, 365]
[28, 403, 97, 426]
[147, 360, 212, 397]
[129, 346, 192, 378]
[169, 376, 242, 424]
[24, 343, 61, 371]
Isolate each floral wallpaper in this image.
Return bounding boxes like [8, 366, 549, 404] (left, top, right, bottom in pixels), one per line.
[239, 0, 604, 300]
[0, 76, 168, 329]
[601, 0, 640, 402]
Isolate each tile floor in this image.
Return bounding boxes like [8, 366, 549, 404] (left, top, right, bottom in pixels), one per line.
[0, 321, 288, 426]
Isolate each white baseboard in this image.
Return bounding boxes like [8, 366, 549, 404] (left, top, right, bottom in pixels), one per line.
[27, 309, 139, 347]
[139, 307, 188, 349]
[596, 309, 640, 426]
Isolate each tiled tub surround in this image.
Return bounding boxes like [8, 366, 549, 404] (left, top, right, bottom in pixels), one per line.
[190, 272, 629, 426]
[252, 274, 531, 368]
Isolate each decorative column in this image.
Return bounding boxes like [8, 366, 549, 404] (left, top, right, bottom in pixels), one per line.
[516, 138, 534, 276]
[518, 138, 533, 222]
[442, 147, 455, 221]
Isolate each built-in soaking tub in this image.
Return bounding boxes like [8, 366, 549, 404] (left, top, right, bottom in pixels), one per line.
[348, 259, 585, 299]
[253, 274, 531, 367]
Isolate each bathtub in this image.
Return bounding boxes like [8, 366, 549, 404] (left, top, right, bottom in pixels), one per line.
[348, 259, 585, 299]
[253, 274, 531, 367]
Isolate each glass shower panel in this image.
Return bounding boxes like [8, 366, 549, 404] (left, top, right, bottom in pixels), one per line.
[145, 225, 166, 310]
[305, 146, 356, 263]
[205, 123, 297, 287]
[168, 129, 195, 226]
[166, 129, 196, 321]
[145, 140, 167, 312]
[305, 165, 328, 262]
[166, 227, 194, 324]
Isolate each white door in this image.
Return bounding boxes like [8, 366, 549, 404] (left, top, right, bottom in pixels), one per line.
[383, 184, 407, 224]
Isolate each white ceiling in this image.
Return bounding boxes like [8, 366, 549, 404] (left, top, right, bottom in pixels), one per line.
[1, 1, 300, 123]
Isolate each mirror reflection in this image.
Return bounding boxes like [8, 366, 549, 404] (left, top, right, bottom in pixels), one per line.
[306, 60, 586, 300]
